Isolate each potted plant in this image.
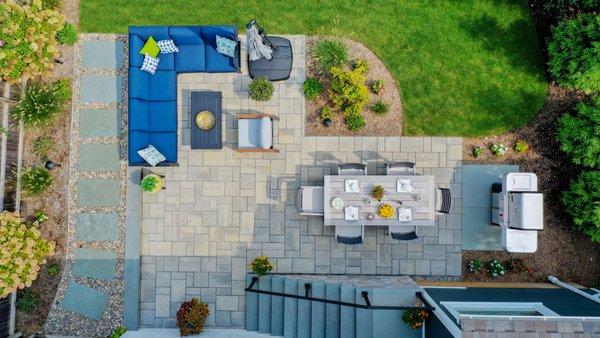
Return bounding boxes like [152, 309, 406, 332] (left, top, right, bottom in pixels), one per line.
[371, 185, 385, 201]
[402, 309, 429, 330]
[176, 298, 209, 336]
[141, 174, 163, 193]
[250, 256, 273, 276]
[379, 203, 394, 218]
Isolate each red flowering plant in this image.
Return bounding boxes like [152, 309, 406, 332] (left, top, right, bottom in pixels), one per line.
[176, 298, 210, 336]
[402, 309, 429, 330]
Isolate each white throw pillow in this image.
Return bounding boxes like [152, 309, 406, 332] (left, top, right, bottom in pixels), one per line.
[137, 144, 166, 166]
[259, 117, 272, 149]
[140, 54, 159, 75]
[157, 39, 179, 54]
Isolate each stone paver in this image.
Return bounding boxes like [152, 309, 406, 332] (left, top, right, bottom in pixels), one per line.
[78, 178, 120, 207]
[76, 213, 120, 241]
[82, 40, 125, 69]
[79, 109, 121, 138]
[61, 282, 108, 320]
[78, 143, 120, 172]
[139, 35, 463, 328]
[73, 248, 118, 280]
[80, 75, 122, 104]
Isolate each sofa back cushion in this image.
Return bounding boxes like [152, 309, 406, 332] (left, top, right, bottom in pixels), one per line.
[129, 26, 170, 41]
[129, 35, 145, 68]
[169, 26, 203, 45]
[201, 26, 236, 48]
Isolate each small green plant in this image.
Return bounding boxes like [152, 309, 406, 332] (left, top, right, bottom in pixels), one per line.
[32, 135, 54, 159]
[56, 22, 78, 46]
[141, 175, 159, 193]
[20, 166, 53, 196]
[250, 256, 273, 276]
[248, 77, 274, 101]
[402, 309, 429, 330]
[345, 113, 366, 132]
[472, 146, 484, 158]
[514, 140, 530, 154]
[371, 100, 389, 115]
[321, 106, 333, 121]
[302, 78, 324, 100]
[468, 259, 482, 273]
[557, 98, 600, 168]
[489, 143, 508, 156]
[177, 298, 210, 336]
[34, 210, 48, 223]
[562, 171, 600, 242]
[506, 258, 533, 273]
[12, 82, 67, 128]
[352, 59, 369, 74]
[370, 79, 384, 94]
[47, 262, 60, 276]
[371, 185, 385, 201]
[41, 0, 61, 9]
[17, 290, 39, 313]
[311, 39, 348, 74]
[109, 325, 126, 338]
[53, 78, 72, 101]
[488, 260, 506, 278]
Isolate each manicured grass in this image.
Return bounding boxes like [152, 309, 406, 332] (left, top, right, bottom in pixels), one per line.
[80, 1, 547, 136]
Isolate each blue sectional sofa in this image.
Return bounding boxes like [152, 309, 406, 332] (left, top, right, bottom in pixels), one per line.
[128, 26, 240, 165]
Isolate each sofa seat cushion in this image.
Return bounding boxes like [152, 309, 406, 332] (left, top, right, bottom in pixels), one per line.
[129, 26, 170, 41]
[205, 44, 237, 72]
[129, 68, 176, 101]
[129, 131, 177, 164]
[259, 117, 273, 149]
[129, 99, 177, 132]
[175, 44, 206, 72]
[237, 119, 261, 148]
[169, 26, 203, 45]
[156, 52, 175, 70]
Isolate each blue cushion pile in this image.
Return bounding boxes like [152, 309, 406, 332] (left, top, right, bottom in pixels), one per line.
[128, 26, 239, 165]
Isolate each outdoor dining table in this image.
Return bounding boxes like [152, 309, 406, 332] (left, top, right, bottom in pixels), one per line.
[323, 175, 436, 227]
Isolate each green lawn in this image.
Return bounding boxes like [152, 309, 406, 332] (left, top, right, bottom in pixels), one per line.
[80, 0, 547, 136]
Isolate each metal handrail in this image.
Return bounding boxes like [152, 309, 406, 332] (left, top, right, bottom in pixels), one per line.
[245, 276, 433, 311]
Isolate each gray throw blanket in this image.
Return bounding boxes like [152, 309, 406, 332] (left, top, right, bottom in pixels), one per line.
[247, 26, 272, 61]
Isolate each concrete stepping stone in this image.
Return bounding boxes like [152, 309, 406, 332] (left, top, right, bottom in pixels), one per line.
[76, 213, 119, 241]
[61, 282, 108, 320]
[73, 248, 117, 280]
[78, 143, 120, 172]
[82, 40, 124, 69]
[80, 75, 122, 104]
[77, 178, 120, 207]
[79, 109, 120, 138]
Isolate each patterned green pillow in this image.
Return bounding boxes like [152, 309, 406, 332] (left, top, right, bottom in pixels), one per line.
[216, 35, 236, 58]
[140, 36, 160, 58]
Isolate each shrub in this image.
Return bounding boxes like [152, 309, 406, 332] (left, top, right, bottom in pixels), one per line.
[352, 59, 369, 74]
[248, 77, 274, 101]
[12, 82, 67, 128]
[514, 140, 530, 154]
[41, 0, 61, 9]
[371, 100, 389, 115]
[32, 135, 54, 159]
[488, 260, 506, 278]
[543, 0, 600, 20]
[320, 106, 333, 121]
[371, 185, 385, 201]
[345, 113, 366, 132]
[562, 171, 600, 241]
[370, 79, 384, 94]
[302, 78, 324, 100]
[472, 146, 484, 158]
[21, 166, 53, 196]
[0, 0, 66, 83]
[0, 211, 55, 297]
[250, 256, 273, 276]
[468, 259, 482, 273]
[557, 98, 600, 168]
[141, 175, 159, 193]
[489, 143, 508, 156]
[311, 39, 348, 74]
[402, 309, 429, 330]
[34, 211, 48, 223]
[547, 14, 600, 94]
[109, 326, 126, 338]
[329, 66, 369, 117]
[47, 262, 60, 276]
[53, 78, 72, 101]
[17, 289, 39, 313]
[56, 22, 78, 46]
[177, 298, 210, 336]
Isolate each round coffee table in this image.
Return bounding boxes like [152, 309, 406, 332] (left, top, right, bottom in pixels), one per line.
[195, 110, 216, 130]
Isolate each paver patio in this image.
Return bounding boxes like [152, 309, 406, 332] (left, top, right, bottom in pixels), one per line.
[138, 36, 462, 328]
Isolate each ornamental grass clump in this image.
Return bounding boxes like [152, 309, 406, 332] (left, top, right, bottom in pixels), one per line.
[562, 171, 600, 241]
[20, 166, 52, 196]
[176, 298, 210, 336]
[514, 140, 530, 154]
[371, 100, 389, 115]
[311, 39, 348, 74]
[250, 256, 273, 276]
[249, 77, 274, 101]
[0, 211, 55, 298]
[370, 79, 384, 94]
[17, 289, 39, 313]
[12, 82, 69, 128]
[32, 135, 54, 159]
[402, 309, 429, 330]
[557, 97, 600, 168]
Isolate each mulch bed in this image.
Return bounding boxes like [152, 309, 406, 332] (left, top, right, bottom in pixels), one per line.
[304, 37, 404, 136]
[462, 84, 600, 286]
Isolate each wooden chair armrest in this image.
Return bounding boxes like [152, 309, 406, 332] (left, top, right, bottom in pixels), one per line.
[237, 113, 279, 121]
[236, 148, 280, 153]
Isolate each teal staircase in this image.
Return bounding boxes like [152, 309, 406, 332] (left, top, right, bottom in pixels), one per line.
[245, 275, 423, 338]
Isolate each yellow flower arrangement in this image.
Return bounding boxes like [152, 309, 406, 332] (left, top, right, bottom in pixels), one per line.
[249, 256, 273, 277]
[379, 204, 394, 218]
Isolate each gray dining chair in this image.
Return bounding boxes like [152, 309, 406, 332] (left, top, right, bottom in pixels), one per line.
[388, 225, 418, 241]
[435, 187, 452, 214]
[338, 163, 367, 175]
[335, 225, 364, 245]
[296, 186, 325, 216]
[386, 162, 415, 175]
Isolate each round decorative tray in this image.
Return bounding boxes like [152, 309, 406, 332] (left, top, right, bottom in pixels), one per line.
[196, 110, 216, 130]
[331, 197, 344, 210]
